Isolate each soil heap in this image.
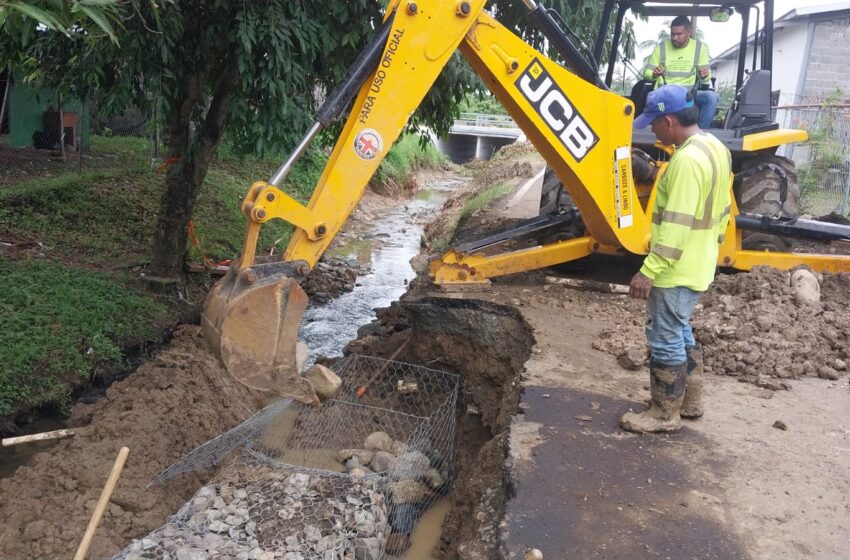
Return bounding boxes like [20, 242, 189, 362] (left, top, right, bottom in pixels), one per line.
[694, 267, 850, 386]
[0, 326, 266, 559]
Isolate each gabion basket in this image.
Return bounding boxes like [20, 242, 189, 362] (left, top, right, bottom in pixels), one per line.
[115, 355, 459, 560]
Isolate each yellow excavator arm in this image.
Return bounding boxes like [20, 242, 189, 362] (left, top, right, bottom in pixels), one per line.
[202, 0, 850, 395]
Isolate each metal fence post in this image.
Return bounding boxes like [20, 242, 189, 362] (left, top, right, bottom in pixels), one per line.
[842, 154, 850, 216]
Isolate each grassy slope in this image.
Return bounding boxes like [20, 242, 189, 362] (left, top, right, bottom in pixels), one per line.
[0, 137, 321, 418]
[0, 134, 443, 419]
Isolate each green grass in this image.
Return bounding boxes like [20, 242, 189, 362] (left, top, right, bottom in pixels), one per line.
[0, 130, 443, 418]
[0, 256, 167, 416]
[0, 144, 326, 266]
[0, 138, 326, 419]
[89, 134, 152, 159]
[191, 149, 326, 262]
[373, 134, 446, 189]
[459, 181, 513, 222]
[0, 165, 160, 265]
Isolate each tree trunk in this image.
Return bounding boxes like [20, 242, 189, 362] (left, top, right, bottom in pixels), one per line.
[149, 58, 240, 279]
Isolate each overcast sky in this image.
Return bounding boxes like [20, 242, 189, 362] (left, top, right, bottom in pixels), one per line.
[630, 0, 840, 59]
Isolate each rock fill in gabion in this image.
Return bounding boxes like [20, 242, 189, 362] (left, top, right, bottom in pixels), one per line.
[115, 355, 459, 560]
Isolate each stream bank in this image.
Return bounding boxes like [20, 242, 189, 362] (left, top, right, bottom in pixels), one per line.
[0, 149, 543, 558]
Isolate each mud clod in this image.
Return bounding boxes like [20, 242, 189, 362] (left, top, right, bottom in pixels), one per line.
[617, 347, 647, 371]
[301, 258, 365, 303]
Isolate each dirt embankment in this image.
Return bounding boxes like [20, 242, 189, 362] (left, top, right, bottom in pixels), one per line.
[347, 297, 534, 559]
[0, 327, 266, 559]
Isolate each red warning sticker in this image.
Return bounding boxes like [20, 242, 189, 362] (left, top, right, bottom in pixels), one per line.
[354, 129, 383, 160]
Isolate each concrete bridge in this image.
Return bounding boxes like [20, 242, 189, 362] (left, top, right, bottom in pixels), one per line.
[434, 113, 523, 163]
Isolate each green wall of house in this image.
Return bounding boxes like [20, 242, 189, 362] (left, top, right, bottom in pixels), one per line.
[8, 71, 89, 149]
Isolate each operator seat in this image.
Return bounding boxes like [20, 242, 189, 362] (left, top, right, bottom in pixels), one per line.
[629, 79, 655, 118]
[724, 69, 777, 134]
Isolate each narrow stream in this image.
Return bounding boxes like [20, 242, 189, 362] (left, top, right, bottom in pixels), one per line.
[299, 177, 465, 364]
[298, 176, 466, 558]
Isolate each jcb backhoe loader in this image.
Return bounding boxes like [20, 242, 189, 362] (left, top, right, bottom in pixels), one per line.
[202, 0, 850, 397]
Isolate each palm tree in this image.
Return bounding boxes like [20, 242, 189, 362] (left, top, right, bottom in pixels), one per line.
[0, 1, 119, 44]
[638, 19, 705, 51]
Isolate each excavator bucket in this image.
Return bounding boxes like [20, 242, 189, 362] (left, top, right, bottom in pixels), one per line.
[201, 260, 318, 403]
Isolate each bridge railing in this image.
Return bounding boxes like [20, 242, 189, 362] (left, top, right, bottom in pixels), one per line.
[455, 112, 518, 129]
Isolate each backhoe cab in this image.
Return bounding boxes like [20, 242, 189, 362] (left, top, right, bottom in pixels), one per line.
[202, 0, 850, 395]
[594, 1, 808, 233]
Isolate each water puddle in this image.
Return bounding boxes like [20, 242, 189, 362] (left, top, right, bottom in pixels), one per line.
[299, 178, 465, 363]
[400, 498, 451, 559]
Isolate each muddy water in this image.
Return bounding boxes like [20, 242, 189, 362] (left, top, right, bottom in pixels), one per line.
[289, 179, 467, 556]
[400, 498, 451, 559]
[299, 178, 465, 363]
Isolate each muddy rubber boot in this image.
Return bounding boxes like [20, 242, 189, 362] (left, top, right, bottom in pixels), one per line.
[620, 361, 687, 433]
[681, 344, 704, 419]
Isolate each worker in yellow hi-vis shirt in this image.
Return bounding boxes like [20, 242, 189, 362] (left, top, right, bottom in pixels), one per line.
[643, 15, 718, 129]
[622, 85, 732, 434]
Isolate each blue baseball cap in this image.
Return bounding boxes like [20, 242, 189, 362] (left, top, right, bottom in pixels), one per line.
[633, 85, 695, 128]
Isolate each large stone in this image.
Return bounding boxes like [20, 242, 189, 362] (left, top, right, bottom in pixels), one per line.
[790, 268, 820, 304]
[617, 347, 646, 371]
[21, 520, 46, 542]
[364, 431, 394, 453]
[819, 365, 840, 380]
[354, 537, 381, 560]
[305, 364, 342, 400]
[370, 451, 396, 473]
[389, 479, 430, 504]
[392, 451, 431, 480]
[176, 549, 207, 560]
[423, 468, 446, 490]
[208, 520, 228, 533]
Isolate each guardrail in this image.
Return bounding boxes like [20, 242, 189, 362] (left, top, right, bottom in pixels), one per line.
[454, 112, 518, 129]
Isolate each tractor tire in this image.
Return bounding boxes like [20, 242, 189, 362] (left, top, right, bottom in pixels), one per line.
[735, 154, 800, 217]
[539, 166, 575, 216]
[538, 166, 584, 245]
[734, 154, 800, 251]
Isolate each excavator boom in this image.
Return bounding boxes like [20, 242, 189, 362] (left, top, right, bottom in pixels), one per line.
[202, 0, 850, 394]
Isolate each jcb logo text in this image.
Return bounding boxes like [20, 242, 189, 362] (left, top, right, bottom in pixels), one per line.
[516, 60, 598, 161]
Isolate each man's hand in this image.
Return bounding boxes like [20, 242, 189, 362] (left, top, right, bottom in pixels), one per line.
[629, 271, 653, 299]
[698, 67, 709, 79]
[652, 65, 665, 78]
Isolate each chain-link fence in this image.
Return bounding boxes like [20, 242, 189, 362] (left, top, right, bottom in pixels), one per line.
[776, 103, 850, 217]
[114, 355, 459, 560]
[0, 92, 162, 186]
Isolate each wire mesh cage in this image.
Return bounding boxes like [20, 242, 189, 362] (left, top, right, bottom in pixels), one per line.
[115, 355, 459, 560]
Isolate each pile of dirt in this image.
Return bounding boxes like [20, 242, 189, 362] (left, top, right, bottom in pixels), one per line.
[0, 326, 265, 559]
[301, 257, 364, 304]
[694, 267, 850, 387]
[421, 148, 536, 261]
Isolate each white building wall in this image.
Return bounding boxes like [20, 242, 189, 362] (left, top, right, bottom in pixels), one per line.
[710, 22, 809, 104]
[773, 23, 810, 103]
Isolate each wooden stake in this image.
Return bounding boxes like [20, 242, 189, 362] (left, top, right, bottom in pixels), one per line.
[2, 428, 75, 447]
[357, 337, 410, 398]
[544, 276, 630, 294]
[74, 447, 130, 560]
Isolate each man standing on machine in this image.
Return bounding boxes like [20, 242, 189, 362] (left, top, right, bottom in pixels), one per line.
[622, 84, 731, 433]
[644, 15, 719, 129]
